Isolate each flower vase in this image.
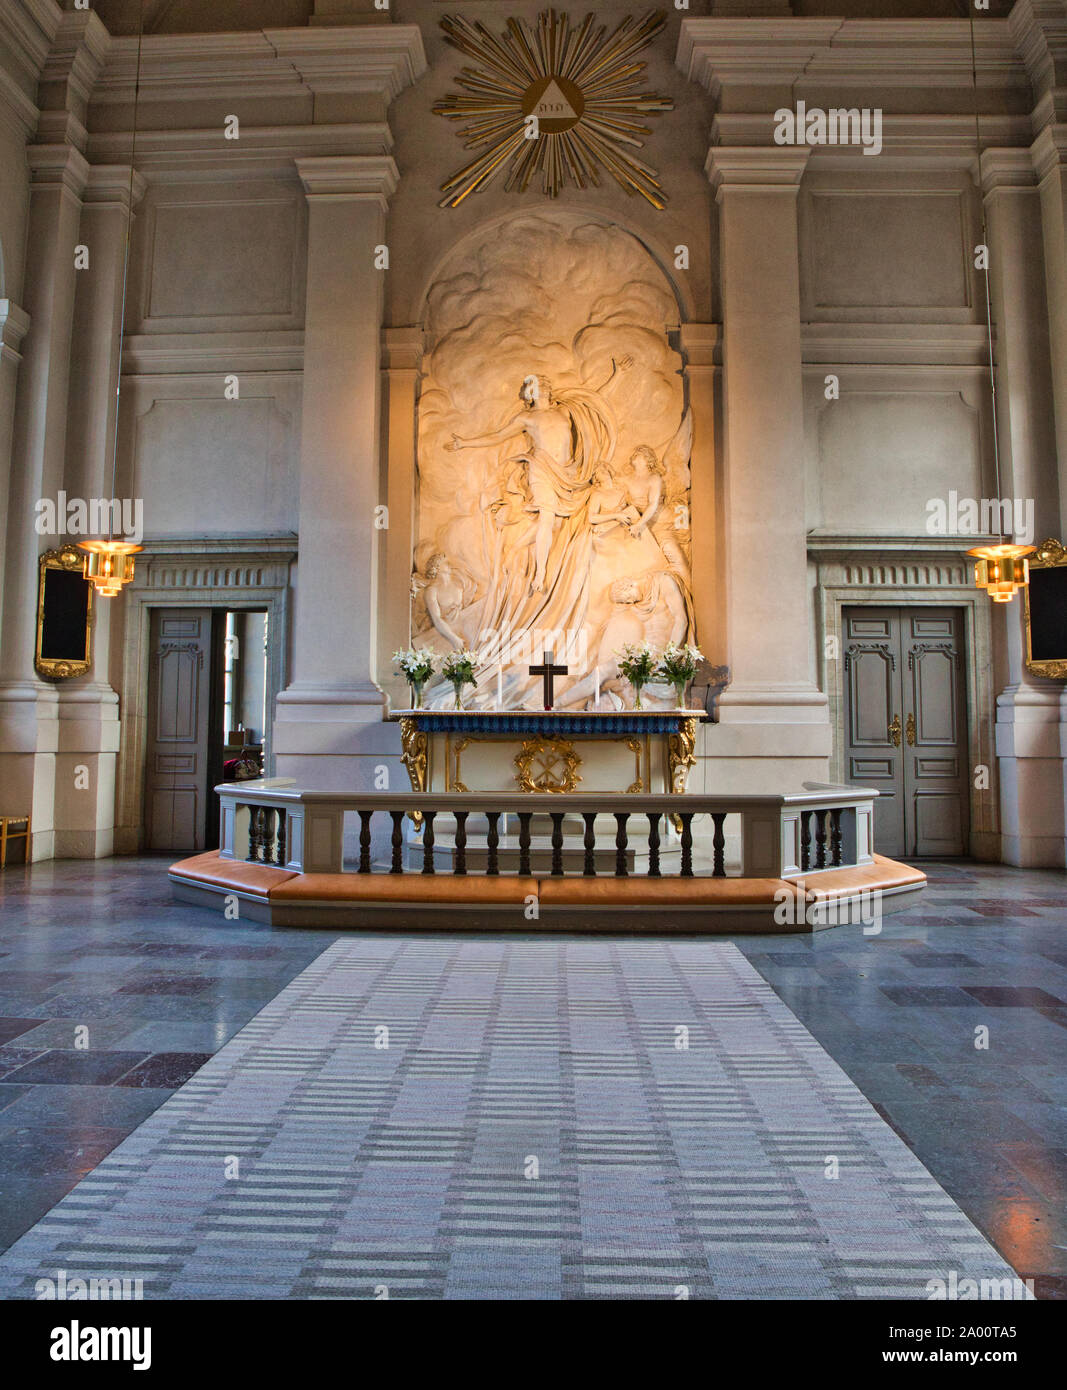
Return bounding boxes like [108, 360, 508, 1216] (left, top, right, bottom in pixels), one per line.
[452, 681, 465, 711]
[632, 683, 644, 711]
[409, 680, 424, 710]
[673, 679, 687, 710]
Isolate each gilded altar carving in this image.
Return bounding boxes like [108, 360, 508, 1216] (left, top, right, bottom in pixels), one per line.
[399, 717, 428, 826]
[666, 717, 698, 794]
[514, 737, 583, 793]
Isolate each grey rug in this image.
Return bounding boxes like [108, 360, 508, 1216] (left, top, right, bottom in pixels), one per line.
[0, 938, 1029, 1299]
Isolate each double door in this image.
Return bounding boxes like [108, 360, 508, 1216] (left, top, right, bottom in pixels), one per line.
[843, 608, 968, 858]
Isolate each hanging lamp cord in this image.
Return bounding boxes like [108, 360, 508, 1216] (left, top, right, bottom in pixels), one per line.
[106, 0, 146, 543]
[968, 5, 1007, 540]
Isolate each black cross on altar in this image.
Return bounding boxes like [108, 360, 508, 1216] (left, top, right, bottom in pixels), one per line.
[530, 650, 568, 711]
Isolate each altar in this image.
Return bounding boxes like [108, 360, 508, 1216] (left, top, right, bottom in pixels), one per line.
[393, 709, 705, 799]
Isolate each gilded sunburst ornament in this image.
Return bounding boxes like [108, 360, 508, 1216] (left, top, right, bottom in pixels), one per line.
[433, 9, 673, 209]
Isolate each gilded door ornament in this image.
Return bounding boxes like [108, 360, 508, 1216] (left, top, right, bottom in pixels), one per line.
[433, 11, 673, 208]
[666, 717, 698, 794]
[514, 737, 583, 793]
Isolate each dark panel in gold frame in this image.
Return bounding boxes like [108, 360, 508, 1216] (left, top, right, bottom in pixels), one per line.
[1024, 538, 1067, 681]
[35, 546, 93, 680]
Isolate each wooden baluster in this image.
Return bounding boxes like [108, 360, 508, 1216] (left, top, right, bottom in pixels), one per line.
[276, 811, 286, 868]
[421, 810, 437, 874]
[266, 808, 279, 865]
[712, 812, 727, 878]
[582, 812, 597, 877]
[250, 807, 265, 863]
[390, 811, 404, 874]
[517, 811, 532, 877]
[550, 811, 565, 877]
[614, 812, 629, 877]
[646, 812, 661, 878]
[357, 810, 372, 874]
[679, 813, 694, 878]
[486, 812, 500, 876]
[454, 810, 468, 876]
[815, 810, 827, 869]
[830, 809, 843, 867]
[800, 810, 812, 872]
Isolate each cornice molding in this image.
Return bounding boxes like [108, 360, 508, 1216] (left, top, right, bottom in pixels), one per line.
[86, 121, 394, 181]
[980, 146, 1039, 192]
[678, 322, 721, 369]
[0, 60, 39, 138]
[0, 0, 62, 91]
[678, 17, 1025, 101]
[0, 299, 32, 363]
[706, 145, 809, 194]
[122, 331, 304, 376]
[1009, 0, 1067, 128]
[711, 112, 1031, 170]
[92, 25, 426, 109]
[26, 142, 89, 197]
[800, 322, 991, 368]
[381, 325, 425, 373]
[295, 153, 399, 202]
[83, 163, 147, 210]
[1031, 121, 1067, 180]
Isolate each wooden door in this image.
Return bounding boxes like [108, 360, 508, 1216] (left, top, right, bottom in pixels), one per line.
[843, 607, 968, 858]
[901, 610, 969, 857]
[843, 609, 906, 856]
[145, 609, 212, 852]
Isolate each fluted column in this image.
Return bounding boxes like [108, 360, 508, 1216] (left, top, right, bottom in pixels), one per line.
[274, 155, 404, 791]
[706, 146, 830, 790]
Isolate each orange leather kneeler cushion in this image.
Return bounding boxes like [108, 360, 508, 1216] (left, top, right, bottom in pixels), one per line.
[170, 851, 296, 896]
[537, 877, 804, 906]
[801, 855, 926, 900]
[270, 873, 539, 903]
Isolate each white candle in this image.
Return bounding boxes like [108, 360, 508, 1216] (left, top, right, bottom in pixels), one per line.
[497, 663, 503, 708]
[594, 665, 600, 706]
[545, 649, 554, 664]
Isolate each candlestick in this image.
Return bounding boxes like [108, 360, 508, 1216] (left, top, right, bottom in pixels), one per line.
[594, 665, 600, 706]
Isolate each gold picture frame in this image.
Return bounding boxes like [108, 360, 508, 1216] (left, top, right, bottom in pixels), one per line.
[35, 546, 93, 680]
[1024, 538, 1067, 680]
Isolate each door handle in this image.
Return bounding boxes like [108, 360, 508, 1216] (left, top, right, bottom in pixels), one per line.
[906, 713, 916, 746]
[889, 714, 902, 747]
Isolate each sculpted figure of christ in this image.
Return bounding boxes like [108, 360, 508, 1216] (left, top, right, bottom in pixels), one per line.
[447, 356, 631, 595]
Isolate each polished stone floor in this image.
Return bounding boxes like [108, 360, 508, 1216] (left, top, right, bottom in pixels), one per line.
[0, 855, 1064, 1297]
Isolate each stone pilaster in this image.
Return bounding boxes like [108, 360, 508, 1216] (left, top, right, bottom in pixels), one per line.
[980, 149, 1065, 866]
[50, 165, 145, 858]
[273, 154, 404, 792]
[0, 143, 88, 854]
[378, 324, 424, 709]
[704, 146, 830, 792]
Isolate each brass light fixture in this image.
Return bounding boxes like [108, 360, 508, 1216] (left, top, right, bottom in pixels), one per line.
[964, 9, 1034, 603]
[78, 0, 145, 597]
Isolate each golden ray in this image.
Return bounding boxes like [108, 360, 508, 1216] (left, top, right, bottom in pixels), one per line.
[434, 8, 672, 207]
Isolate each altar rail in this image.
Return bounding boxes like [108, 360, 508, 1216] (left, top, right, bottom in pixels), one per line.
[218, 783, 876, 881]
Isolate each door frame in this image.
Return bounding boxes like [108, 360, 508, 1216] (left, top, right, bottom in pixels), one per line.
[115, 538, 295, 854]
[811, 537, 997, 860]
